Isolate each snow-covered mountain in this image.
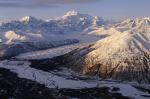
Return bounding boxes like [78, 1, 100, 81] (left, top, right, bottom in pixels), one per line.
[116, 17, 150, 28]
[61, 17, 150, 83]
[2, 11, 150, 84]
[1, 12, 150, 98]
[0, 10, 108, 42]
[57, 10, 107, 30]
[0, 11, 111, 59]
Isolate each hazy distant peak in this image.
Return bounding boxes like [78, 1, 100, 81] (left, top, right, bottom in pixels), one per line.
[65, 10, 79, 16]
[62, 10, 92, 19]
[116, 17, 150, 29]
[20, 16, 40, 23]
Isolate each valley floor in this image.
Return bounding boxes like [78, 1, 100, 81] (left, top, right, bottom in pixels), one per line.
[0, 43, 150, 99]
[0, 68, 131, 99]
[0, 59, 150, 99]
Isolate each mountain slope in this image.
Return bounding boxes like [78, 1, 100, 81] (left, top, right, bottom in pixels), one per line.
[0, 11, 108, 42]
[62, 17, 150, 83]
[0, 39, 79, 59]
[0, 11, 107, 59]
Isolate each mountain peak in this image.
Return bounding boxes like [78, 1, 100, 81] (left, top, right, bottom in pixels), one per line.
[116, 17, 150, 29]
[20, 16, 39, 23]
[142, 17, 150, 20]
[64, 28, 150, 83]
[120, 17, 150, 24]
[64, 10, 79, 17]
[92, 16, 105, 26]
[62, 10, 92, 19]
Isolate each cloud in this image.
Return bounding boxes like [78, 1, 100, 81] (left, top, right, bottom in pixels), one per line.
[0, 3, 57, 8]
[35, 0, 99, 4]
[0, 0, 99, 8]
[0, 0, 57, 8]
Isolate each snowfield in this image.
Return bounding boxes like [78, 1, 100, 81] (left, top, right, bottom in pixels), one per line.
[0, 60, 149, 99]
[0, 60, 98, 89]
[0, 11, 106, 59]
[15, 43, 90, 60]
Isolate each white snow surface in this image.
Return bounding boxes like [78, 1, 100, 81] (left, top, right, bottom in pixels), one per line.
[98, 82, 150, 99]
[15, 43, 89, 60]
[0, 11, 108, 44]
[77, 17, 150, 72]
[0, 60, 149, 99]
[15, 32, 102, 60]
[0, 60, 97, 89]
[4, 31, 27, 42]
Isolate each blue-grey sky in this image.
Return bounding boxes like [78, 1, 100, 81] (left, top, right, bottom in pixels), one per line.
[0, 0, 150, 22]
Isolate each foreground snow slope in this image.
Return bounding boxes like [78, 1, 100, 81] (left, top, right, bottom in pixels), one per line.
[62, 17, 150, 83]
[0, 60, 149, 99]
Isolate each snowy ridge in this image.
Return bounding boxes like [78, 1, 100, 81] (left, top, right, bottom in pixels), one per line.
[63, 17, 150, 83]
[0, 10, 108, 43]
[115, 17, 150, 31]
[0, 11, 110, 59]
[87, 27, 121, 36]
[19, 16, 41, 23]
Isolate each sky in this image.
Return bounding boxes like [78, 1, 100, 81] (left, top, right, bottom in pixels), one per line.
[0, 0, 150, 22]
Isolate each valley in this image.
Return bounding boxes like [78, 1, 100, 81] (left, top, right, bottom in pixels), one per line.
[0, 11, 150, 99]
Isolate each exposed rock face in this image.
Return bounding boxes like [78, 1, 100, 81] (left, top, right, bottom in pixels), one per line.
[62, 18, 150, 83]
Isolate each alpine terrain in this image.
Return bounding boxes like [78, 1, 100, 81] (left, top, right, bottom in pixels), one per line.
[0, 11, 150, 99]
[62, 17, 150, 83]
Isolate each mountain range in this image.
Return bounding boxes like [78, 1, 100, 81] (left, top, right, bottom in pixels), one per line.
[1, 11, 150, 98]
[0, 11, 109, 58]
[59, 17, 150, 83]
[0, 11, 150, 83]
